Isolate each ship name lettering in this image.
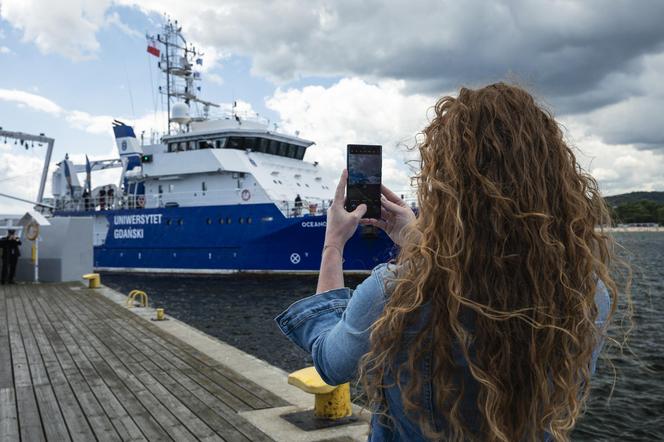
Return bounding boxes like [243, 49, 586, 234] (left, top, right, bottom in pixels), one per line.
[113, 214, 163, 225]
[301, 221, 326, 228]
[113, 228, 144, 239]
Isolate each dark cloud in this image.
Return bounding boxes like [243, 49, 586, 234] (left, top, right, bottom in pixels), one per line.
[187, 0, 664, 119]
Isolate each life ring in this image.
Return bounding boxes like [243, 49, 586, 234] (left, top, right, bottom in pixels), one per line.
[137, 195, 145, 208]
[25, 223, 40, 241]
[241, 189, 251, 201]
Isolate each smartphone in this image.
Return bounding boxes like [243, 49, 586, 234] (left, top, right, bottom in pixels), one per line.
[345, 144, 382, 219]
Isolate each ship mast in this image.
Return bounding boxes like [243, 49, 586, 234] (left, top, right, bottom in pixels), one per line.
[149, 18, 219, 135]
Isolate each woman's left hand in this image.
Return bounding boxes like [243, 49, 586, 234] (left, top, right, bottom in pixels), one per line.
[324, 169, 366, 250]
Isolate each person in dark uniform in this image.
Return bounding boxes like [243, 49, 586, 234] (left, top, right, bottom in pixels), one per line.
[1, 229, 21, 285]
[294, 194, 303, 216]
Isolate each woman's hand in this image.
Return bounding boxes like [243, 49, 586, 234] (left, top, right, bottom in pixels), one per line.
[324, 169, 367, 250]
[360, 185, 416, 247]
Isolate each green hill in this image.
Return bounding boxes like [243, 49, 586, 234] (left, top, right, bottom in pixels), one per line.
[604, 191, 664, 207]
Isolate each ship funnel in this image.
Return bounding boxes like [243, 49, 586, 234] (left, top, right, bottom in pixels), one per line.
[170, 103, 191, 124]
[112, 121, 143, 157]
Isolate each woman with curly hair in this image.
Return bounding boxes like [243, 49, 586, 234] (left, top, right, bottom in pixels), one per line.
[276, 83, 617, 441]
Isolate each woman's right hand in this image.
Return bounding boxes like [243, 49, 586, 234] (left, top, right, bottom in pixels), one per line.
[360, 185, 416, 247]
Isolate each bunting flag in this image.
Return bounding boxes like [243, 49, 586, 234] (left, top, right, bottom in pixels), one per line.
[63, 160, 74, 197]
[85, 155, 92, 193]
[147, 38, 160, 57]
[195, 57, 203, 65]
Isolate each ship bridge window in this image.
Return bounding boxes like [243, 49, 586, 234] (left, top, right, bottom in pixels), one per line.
[268, 140, 279, 155]
[296, 145, 305, 160]
[278, 142, 288, 156]
[228, 137, 243, 149]
[258, 138, 269, 153]
[199, 140, 214, 149]
[215, 138, 227, 149]
[287, 144, 297, 158]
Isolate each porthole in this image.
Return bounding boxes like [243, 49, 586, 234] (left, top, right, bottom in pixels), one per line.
[166, 219, 172, 225]
[178, 219, 184, 225]
[239, 217, 244, 224]
[219, 217, 225, 224]
[247, 217, 252, 224]
[206, 218, 212, 225]
[226, 217, 232, 224]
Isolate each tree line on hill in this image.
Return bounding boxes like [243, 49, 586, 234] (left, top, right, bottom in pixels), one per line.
[604, 191, 664, 225]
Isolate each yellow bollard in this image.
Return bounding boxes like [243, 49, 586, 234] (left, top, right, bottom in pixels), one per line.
[156, 308, 165, 321]
[288, 366, 352, 420]
[82, 273, 101, 289]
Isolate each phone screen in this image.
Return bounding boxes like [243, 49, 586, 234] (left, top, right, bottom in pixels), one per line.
[346, 144, 382, 218]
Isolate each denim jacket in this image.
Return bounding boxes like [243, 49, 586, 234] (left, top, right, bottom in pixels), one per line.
[276, 263, 611, 441]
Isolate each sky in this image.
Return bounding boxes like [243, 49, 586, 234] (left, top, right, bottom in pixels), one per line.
[1, 0, 663, 214]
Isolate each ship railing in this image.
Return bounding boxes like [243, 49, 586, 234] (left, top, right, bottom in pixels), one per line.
[277, 192, 419, 219]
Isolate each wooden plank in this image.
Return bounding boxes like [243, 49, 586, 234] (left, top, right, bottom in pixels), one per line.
[0, 387, 19, 441]
[91, 293, 288, 408]
[27, 294, 121, 442]
[18, 294, 97, 442]
[57, 289, 252, 441]
[34, 385, 72, 441]
[16, 385, 46, 442]
[51, 287, 216, 440]
[33, 296, 145, 441]
[56, 284, 276, 441]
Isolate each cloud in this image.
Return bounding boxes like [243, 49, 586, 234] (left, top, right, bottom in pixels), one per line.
[0, 46, 11, 54]
[105, 11, 142, 39]
[0, 0, 111, 60]
[206, 73, 224, 85]
[267, 77, 433, 194]
[0, 89, 63, 114]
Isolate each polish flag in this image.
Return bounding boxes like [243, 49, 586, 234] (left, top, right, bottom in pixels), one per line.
[147, 39, 160, 57]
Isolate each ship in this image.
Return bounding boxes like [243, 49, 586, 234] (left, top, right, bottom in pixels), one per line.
[42, 18, 395, 273]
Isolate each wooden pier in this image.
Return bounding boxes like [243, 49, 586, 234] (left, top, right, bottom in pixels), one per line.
[0, 282, 367, 441]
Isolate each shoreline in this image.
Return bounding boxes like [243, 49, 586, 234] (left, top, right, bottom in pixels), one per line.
[603, 227, 664, 232]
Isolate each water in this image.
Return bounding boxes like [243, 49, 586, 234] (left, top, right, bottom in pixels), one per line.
[102, 232, 664, 441]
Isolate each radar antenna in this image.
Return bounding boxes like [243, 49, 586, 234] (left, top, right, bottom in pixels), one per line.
[147, 16, 219, 134]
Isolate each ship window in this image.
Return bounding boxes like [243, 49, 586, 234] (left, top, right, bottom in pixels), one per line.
[273, 179, 277, 184]
[158, 185, 163, 194]
[178, 142, 186, 151]
[226, 217, 232, 224]
[278, 142, 288, 156]
[296, 146, 305, 160]
[268, 139, 279, 155]
[287, 144, 297, 158]
[202, 181, 207, 191]
[239, 217, 244, 224]
[178, 219, 184, 225]
[228, 137, 243, 149]
[296, 182, 301, 187]
[261, 216, 273, 222]
[199, 140, 213, 149]
[169, 184, 175, 192]
[244, 137, 257, 151]
[305, 183, 309, 188]
[258, 138, 269, 153]
[247, 217, 252, 224]
[219, 217, 225, 224]
[206, 218, 212, 224]
[188, 141, 195, 150]
[215, 138, 227, 148]
[166, 219, 172, 225]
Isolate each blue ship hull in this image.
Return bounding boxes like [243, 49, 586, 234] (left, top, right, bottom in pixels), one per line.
[57, 203, 396, 273]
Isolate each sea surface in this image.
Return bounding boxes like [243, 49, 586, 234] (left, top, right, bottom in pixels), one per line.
[102, 232, 664, 441]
